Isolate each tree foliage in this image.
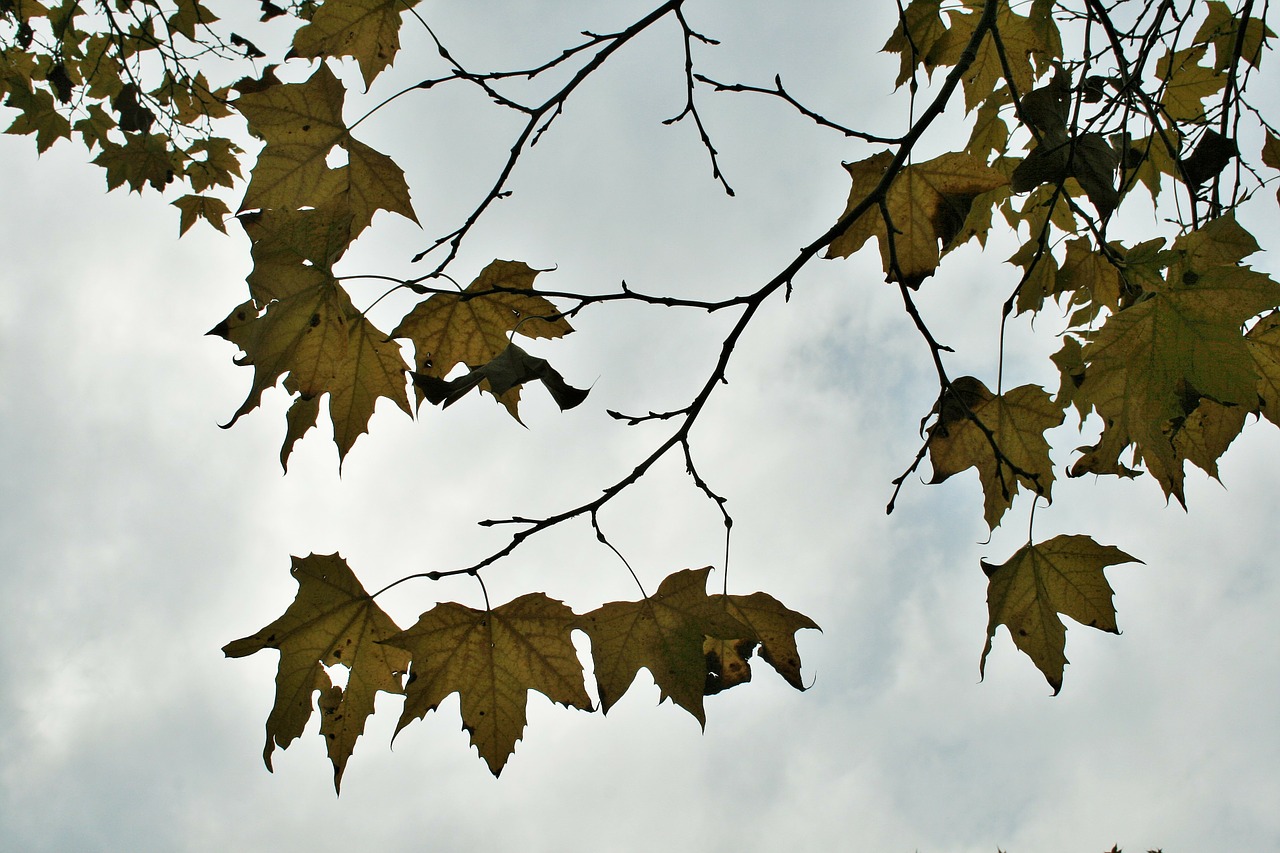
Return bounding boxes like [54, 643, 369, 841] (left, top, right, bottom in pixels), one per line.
[4, 0, 1278, 790]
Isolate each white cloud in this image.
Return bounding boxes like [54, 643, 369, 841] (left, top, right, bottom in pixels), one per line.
[2, 3, 1280, 851]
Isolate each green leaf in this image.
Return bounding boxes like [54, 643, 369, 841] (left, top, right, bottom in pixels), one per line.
[92, 132, 183, 193]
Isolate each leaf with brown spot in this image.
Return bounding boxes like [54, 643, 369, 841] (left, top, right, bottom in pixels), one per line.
[577, 568, 752, 726]
[981, 535, 1140, 693]
[222, 553, 408, 792]
[708, 592, 820, 691]
[393, 260, 573, 415]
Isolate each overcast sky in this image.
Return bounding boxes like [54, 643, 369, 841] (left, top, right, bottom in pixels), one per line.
[2, 2, 1278, 851]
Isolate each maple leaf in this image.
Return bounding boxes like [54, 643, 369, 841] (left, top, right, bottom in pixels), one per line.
[1154, 46, 1224, 123]
[72, 103, 116, 152]
[210, 278, 410, 466]
[926, 377, 1064, 529]
[345, 137, 418, 234]
[236, 63, 349, 212]
[1068, 418, 1143, 481]
[707, 592, 820, 691]
[1074, 217, 1280, 503]
[413, 342, 589, 413]
[172, 193, 230, 235]
[1057, 237, 1122, 326]
[702, 638, 755, 695]
[1247, 311, 1280, 426]
[1006, 239, 1061, 316]
[578, 568, 753, 726]
[222, 553, 409, 791]
[212, 202, 412, 464]
[381, 593, 592, 776]
[1194, 0, 1275, 71]
[92, 132, 183, 193]
[981, 535, 1140, 693]
[4, 85, 72, 152]
[241, 205, 354, 304]
[234, 64, 416, 235]
[1169, 397, 1246, 481]
[827, 151, 1008, 287]
[1114, 131, 1181, 202]
[167, 0, 218, 41]
[966, 88, 1012, 159]
[290, 0, 423, 90]
[184, 136, 243, 193]
[322, 314, 413, 464]
[881, 0, 948, 87]
[211, 283, 352, 425]
[281, 393, 321, 469]
[927, 0, 1058, 112]
[1013, 133, 1119, 217]
[1262, 130, 1280, 173]
[393, 260, 574, 412]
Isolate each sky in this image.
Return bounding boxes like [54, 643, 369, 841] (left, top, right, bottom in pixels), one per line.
[2, 1, 1279, 851]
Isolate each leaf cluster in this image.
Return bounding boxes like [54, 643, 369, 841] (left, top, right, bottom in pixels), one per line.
[8, 0, 1280, 789]
[224, 556, 817, 787]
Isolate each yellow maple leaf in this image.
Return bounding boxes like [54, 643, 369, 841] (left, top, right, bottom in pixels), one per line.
[926, 377, 1064, 529]
[210, 277, 410, 466]
[314, 313, 413, 464]
[1248, 311, 1280, 426]
[1155, 46, 1224, 123]
[1169, 397, 1247, 481]
[828, 151, 1008, 287]
[236, 64, 417, 235]
[1057, 237, 1122, 325]
[382, 593, 592, 776]
[236, 64, 349, 212]
[222, 553, 409, 792]
[981, 535, 1139, 693]
[1075, 218, 1280, 502]
[214, 282, 352, 409]
[577, 568, 753, 726]
[880, 0, 949, 87]
[707, 592, 820, 691]
[172, 193, 229, 235]
[241, 205, 355, 304]
[346, 137, 418, 235]
[290, 0, 423, 90]
[393, 260, 573, 413]
[926, 0, 1057, 112]
[1194, 0, 1275, 70]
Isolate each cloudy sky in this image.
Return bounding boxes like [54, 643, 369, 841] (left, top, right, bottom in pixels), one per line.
[2, 1, 1278, 850]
